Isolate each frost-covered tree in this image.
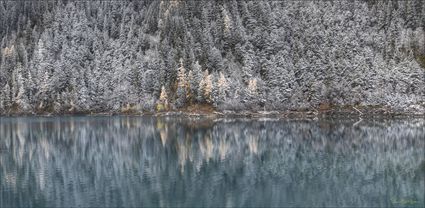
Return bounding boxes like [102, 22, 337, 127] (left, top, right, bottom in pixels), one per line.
[216, 72, 229, 104]
[190, 60, 203, 103]
[12, 62, 30, 111]
[1, 83, 11, 112]
[199, 70, 213, 104]
[176, 58, 188, 108]
[157, 85, 169, 111]
[0, 0, 423, 114]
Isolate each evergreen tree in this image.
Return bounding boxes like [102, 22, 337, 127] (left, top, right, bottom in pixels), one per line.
[0, 0, 423, 114]
[176, 58, 187, 108]
[190, 60, 203, 103]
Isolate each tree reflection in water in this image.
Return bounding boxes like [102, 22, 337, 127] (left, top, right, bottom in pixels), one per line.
[0, 116, 424, 207]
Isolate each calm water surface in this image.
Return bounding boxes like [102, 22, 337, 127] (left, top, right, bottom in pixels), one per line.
[0, 116, 424, 207]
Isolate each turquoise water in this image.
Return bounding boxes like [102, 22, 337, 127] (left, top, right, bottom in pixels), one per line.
[0, 116, 424, 207]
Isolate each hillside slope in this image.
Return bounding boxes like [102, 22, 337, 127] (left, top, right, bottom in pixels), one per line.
[0, 0, 424, 114]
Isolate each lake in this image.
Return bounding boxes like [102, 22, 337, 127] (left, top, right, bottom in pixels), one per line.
[0, 116, 424, 207]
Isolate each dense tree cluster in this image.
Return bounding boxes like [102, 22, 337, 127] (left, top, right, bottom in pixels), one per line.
[0, 0, 424, 114]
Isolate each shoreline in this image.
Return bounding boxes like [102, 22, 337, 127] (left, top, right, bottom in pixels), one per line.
[1, 105, 424, 118]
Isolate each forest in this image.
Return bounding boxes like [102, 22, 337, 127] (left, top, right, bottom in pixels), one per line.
[0, 0, 424, 114]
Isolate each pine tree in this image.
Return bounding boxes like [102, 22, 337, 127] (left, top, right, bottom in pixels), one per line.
[221, 5, 233, 51]
[13, 62, 30, 111]
[37, 69, 51, 110]
[2, 83, 11, 112]
[248, 78, 258, 96]
[157, 85, 169, 111]
[191, 60, 203, 103]
[187, 70, 194, 103]
[176, 58, 187, 107]
[217, 72, 229, 104]
[199, 70, 213, 104]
